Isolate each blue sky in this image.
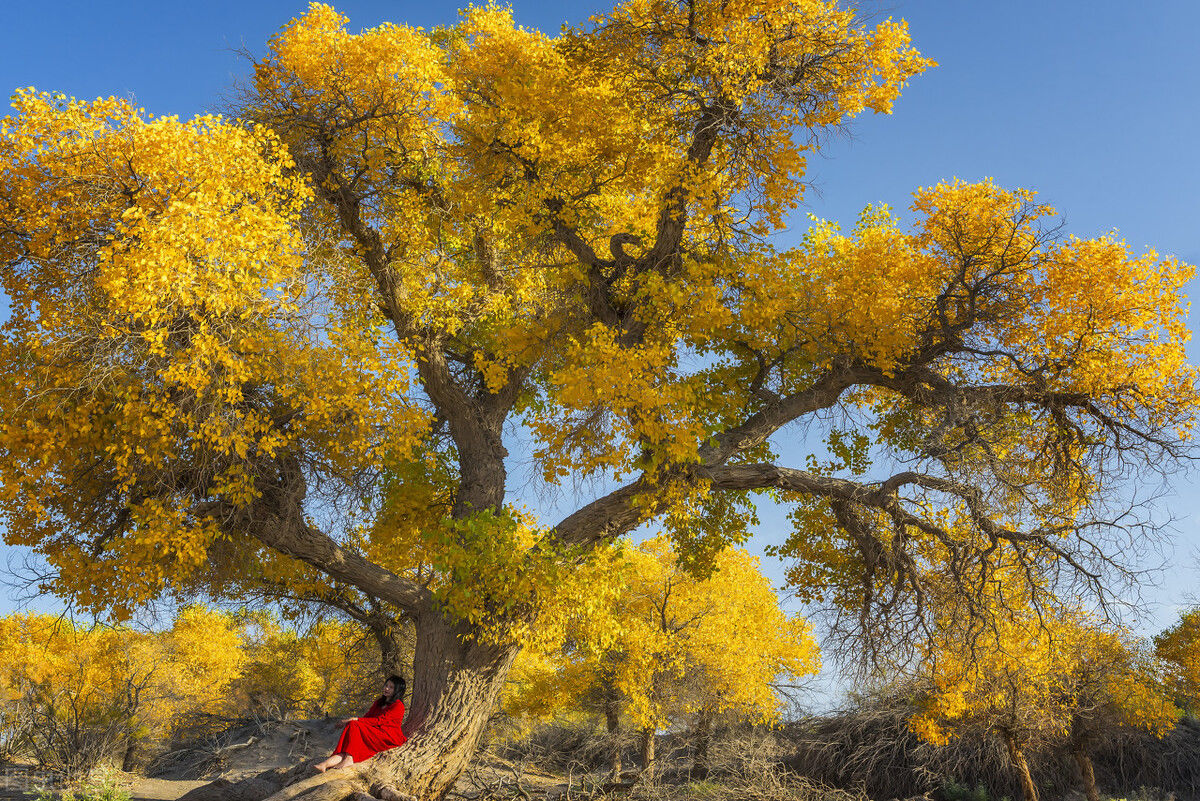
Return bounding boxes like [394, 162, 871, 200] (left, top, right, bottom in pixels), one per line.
[1, 2, 1198, 644]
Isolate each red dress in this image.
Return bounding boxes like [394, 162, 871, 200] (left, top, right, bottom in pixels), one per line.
[334, 698, 407, 761]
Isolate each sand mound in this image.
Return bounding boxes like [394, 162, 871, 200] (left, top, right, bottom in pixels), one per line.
[151, 718, 344, 782]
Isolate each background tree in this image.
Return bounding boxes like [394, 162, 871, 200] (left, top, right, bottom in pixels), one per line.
[505, 537, 819, 777]
[134, 606, 247, 764]
[0, 613, 151, 777]
[1155, 609, 1200, 715]
[1062, 628, 1178, 801]
[229, 613, 384, 721]
[0, 609, 244, 777]
[910, 586, 1178, 801]
[1, 1, 1195, 799]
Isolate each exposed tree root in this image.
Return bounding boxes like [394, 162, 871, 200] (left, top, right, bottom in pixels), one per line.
[261, 765, 371, 801]
[176, 765, 299, 801]
[176, 758, 424, 801]
[176, 761, 377, 801]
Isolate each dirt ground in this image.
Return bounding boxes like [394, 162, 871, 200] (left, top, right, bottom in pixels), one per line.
[4, 720, 602, 801]
[0, 763, 217, 801]
[163, 719, 342, 781]
[0, 719, 345, 800]
[126, 777, 210, 801]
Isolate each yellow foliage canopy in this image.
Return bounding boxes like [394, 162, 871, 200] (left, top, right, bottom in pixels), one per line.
[911, 589, 1178, 749]
[0, 90, 428, 616]
[0, 1, 1193, 671]
[1155, 609, 1200, 715]
[507, 536, 819, 730]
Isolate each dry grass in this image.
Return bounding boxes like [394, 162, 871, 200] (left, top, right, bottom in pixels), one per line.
[477, 696, 1200, 801]
[1084, 716, 1200, 799]
[624, 731, 866, 801]
[465, 723, 864, 801]
[783, 693, 1023, 800]
[784, 690, 1200, 801]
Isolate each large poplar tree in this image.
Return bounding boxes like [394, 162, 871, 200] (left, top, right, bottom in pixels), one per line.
[0, 1, 1195, 799]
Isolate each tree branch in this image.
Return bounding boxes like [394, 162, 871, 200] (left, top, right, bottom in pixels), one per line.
[697, 363, 876, 464]
[243, 457, 434, 616]
[250, 517, 433, 616]
[550, 478, 652, 548]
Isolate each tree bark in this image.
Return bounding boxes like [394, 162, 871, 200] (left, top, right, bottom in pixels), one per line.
[639, 727, 656, 773]
[372, 618, 416, 679]
[1073, 745, 1100, 801]
[999, 729, 1038, 801]
[251, 607, 518, 801]
[691, 706, 712, 779]
[603, 686, 622, 780]
[122, 740, 139, 773]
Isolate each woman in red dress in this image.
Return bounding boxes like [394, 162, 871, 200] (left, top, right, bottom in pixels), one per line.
[315, 674, 407, 772]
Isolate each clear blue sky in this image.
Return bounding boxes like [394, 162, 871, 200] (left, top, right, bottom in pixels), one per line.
[1, 2, 1198, 639]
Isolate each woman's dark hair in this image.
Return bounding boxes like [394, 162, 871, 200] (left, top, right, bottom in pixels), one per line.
[379, 674, 406, 707]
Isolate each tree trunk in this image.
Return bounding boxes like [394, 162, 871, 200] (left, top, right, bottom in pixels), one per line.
[639, 727, 655, 773]
[999, 729, 1038, 801]
[257, 607, 519, 801]
[122, 740, 139, 773]
[1073, 745, 1100, 801]
[603, 686, 622, 780]
[691, 706, 712, 779]
[373, 618, 416, 679]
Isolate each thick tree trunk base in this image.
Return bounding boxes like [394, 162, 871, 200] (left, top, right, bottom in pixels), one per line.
[639, 728, 656, 773]
[999, 730, 1038, 801]
[182, 609, 517, 801]
[1073, 746, 1100, 801]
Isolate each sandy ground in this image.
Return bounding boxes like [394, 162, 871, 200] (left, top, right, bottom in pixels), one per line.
[126, 777, 211, 800]
[0, 763, 211, 801]
[0, 719, 344, 800]
[149, 718, 344, 784]
[3, 720, 572, 801]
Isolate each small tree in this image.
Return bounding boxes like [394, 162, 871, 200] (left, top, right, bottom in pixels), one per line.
[0, 614, 163, 777]
[129, 605, 246, 763]
[1063, 629, 1178, 801]
[911, 593, 1178, 801]
[1155, 609, 1200, 715]
[506, 536, 820, 776]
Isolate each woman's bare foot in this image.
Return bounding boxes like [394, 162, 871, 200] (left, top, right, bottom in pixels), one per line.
[315, 754, 342, 773]
[336, 754, 355, 770]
